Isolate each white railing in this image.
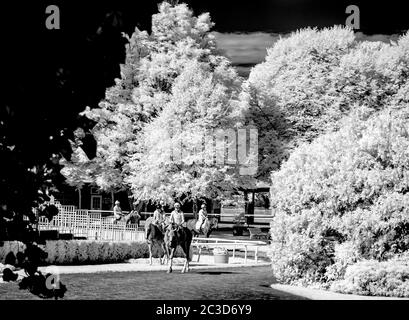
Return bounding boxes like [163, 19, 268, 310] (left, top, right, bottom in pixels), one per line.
[219, 207, 272, 224]
[191, 237, 268, 264]
[38, 201, 144, 241]
[37, 198, 272, 242]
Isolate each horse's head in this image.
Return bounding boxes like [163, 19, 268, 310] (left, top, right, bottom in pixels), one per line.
[166, 226, 179, 248]
[209, 217, 218, 230]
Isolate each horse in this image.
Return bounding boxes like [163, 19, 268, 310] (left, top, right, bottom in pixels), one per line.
[123, 210, 141, 226]
[112, 211, 141, 226]
[144, 217, 168, 265]
[186, 217, 218, 238]
[164, 224, 193, 273]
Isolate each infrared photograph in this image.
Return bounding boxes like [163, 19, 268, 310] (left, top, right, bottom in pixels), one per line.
[1, 0, 409, 317]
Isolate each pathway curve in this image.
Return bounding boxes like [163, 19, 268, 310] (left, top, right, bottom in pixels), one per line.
[0, 265, 306, 300]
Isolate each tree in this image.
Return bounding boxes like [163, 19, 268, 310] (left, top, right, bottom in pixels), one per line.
[240, 28, 409, 182]
[240, 26, 357, 182]
[126, 59, 246, 204]
[1, 3, 129, 240]
[63, 2, 222, 196]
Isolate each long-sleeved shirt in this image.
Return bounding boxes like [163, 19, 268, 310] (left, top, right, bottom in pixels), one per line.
[153, 209, 166, 225]
[170, 209, 185, 226]
[113, 205, 122, 218]
[198, 209, 207, 223]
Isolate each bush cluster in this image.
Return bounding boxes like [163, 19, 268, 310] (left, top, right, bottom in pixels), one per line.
[330, 253, 409, 297]
[0, 240, 186, 265]
[268, 103, 409, 296]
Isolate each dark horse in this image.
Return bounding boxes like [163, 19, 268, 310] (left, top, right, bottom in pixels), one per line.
[165, 225, 193, 273]
[145, 217, 168, 265]
[186, 217, 218, 238]
[124, 211, 141, 226]
[113, 211, 141, 226]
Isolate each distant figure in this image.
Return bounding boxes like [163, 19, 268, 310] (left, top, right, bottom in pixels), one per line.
[125, 201, 142, 226]
[113, 200, 123, 224]
[195, 203, 208, 233]
[187, 202, 218, 238]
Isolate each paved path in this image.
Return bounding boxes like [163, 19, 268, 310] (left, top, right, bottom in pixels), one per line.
[270, 284, 409, 300]
[36, 255, 270, 274]
[0, 264, 307, 300]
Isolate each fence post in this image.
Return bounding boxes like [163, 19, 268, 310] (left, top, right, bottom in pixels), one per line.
[86, 210, 90, 233]
[99, 218, 103, 241]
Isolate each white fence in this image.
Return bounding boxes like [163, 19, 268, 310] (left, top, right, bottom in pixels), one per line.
[37, 199, 273, 242]
[38, 202, 144, 242]
[191, 237, 268, 264]
[219, 207, 272, 224]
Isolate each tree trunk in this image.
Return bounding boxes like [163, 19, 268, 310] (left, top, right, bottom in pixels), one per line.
[127, 189, 133, 210]
[193, 198, 198, 219]
[78, 188, 82, 209]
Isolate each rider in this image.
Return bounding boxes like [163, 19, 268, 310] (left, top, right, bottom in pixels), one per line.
[196, 203, 208, 233]
[169, 202, 185, 230]
[113, 200, 123, 224]
[152, 201, 167, 232]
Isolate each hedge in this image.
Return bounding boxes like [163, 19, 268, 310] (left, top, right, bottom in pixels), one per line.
[330, 254, 409, 297]
[0, 240, 186, 265]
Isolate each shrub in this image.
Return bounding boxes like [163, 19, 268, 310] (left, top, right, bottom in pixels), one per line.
[41, 241, 151, 265]
[325, 241, 361, 283]
[268, 104, 409, 287]
[0, 240, 187, 266]
[331, 255, 409, 297]
[0, 241, 26, 264]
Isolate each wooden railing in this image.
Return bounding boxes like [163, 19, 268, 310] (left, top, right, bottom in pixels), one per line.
[38, 201, 144, 241]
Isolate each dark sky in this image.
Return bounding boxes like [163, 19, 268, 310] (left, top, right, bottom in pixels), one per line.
[5, 0, 406, 35]
[3, 1, 408, 82]
[191, 0, 407, 34]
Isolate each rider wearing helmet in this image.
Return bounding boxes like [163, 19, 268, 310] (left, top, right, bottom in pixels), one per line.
[196, 203, 208, 233]
[152, 201, 167, 232]
[169, 202, 185, 229]
[113, 200, 123, 224]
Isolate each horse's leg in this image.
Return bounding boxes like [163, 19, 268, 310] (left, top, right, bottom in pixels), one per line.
[159, 242, 165, 265]
[161, 241, 168, 265]
[167, 247, 175, 273]
[181, 242, 190, 273]
[159, 242, 163, 265]
[186, 244, 191, 272]
[148, 242, 153, 266]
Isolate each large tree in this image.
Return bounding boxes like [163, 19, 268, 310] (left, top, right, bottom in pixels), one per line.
[64, 2, 251, 204]
[126, 59, 247, 204]
[240, 26, 357, 181]
[241, 27, 409, 182]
